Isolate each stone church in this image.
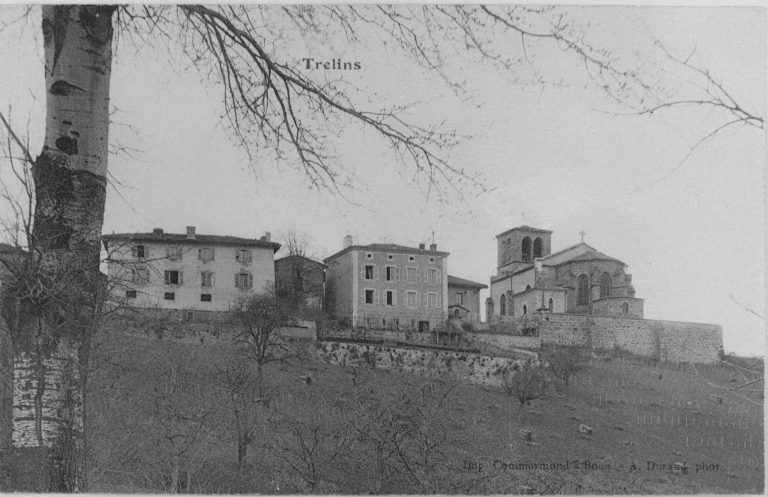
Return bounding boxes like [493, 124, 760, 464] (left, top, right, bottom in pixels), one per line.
[487, 226, 643, 319]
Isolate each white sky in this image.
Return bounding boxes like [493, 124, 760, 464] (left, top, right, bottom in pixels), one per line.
[0, 6, 764, 356]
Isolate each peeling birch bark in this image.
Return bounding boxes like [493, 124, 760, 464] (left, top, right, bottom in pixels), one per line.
[4, 5, 115, 492]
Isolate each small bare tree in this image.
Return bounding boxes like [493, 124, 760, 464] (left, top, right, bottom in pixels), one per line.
[230, 288, 293, 399]
[547, 346, 587, 389]
[213, 357, 263, 476]
[503, 360, 550, 422]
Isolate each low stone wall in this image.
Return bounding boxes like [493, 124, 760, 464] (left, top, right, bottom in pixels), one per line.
[313, 341, 522, 387]
[534, 313, 723, 363]
[319, 327, 435, 346]
[467, 333, 541, 360]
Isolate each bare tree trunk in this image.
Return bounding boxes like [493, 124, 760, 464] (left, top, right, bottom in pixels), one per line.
[2, 5, 114, 492]
[374, 444, 383, 494]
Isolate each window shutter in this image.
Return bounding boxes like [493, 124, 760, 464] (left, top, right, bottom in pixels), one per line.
[374, 290, 379, 305]
[131, 246, 137, 257]
[395, 267, 400, 281]
[164, 270, 170, 285]
[437, 293, 441, 309]
[199, 272, 203, 286]
[416, 292, 420, 308]
[374, 266, 379, 280]
[179, 271, 184, 285]
[249, 274, 253, 288]
[247, 250, 252, 263]
[165, 247, 170, 259]
[211, 249, 215, 261]
[211, 272, 216, 287]
[360, 289, 365, 303]
[235, 250, 240, 262]
[436, 270, 441, 284]
[360, 265, 365, 280]
[235, 273, 239, 288]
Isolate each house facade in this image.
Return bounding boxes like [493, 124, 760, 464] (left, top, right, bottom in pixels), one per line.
[274, 255, 327, 308]
[102, 226, 280, 312]
[488, 226, 642, 319]
[447, 275, 487, 323]
[324, 236, 449, 331]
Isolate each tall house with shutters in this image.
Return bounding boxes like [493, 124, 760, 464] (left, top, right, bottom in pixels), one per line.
[324, 236, 449, 331]
[102, 226, 280, 312]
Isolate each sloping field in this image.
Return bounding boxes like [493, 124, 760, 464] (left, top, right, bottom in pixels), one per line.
[85, 331, 763, 494]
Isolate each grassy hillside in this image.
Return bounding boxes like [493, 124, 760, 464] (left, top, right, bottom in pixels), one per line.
[85, 329, 763, 494]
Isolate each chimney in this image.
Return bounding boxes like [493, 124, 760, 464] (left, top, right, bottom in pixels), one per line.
[153, 228, 164, 235]
[343, 235, 353, 249]
[430, 243, 437, 251]
[264, 231, 271, 242]
[186, 226, 196, 240]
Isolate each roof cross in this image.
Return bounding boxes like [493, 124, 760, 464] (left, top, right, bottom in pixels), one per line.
[579, 230, 586, 243]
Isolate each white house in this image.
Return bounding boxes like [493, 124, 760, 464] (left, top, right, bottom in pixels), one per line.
[102, 226, 280, 311]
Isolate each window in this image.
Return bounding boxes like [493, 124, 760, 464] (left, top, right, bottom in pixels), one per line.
[126, 290, 137, 299]
[201, 271, 214, 288]
[533, 237, 543, 258]
[426, 268, 438, 285]
[132, 267, 150, 285]
[198, 247, 215, 262]
[455, 293, 463, 305]
[525, 285, 531, 291]
[453, 308, 460, 317]
[133, 245, 145, 258]
[408, 255, 415, 262]
[548, 298, 554, 312]
[523, 304, 528, 315]
[429, 257, 435, 262]
[166, 246, 182, 261]
[201, 294, 212, 302]
[577, 274, 590, 305]
[235, 271, 253, 289]
[366, 253, 373, 259]
[622, 302, 629, 314]
[599, 272, 611, 299]
[164, 292, 175, 301]
[364, 265, 375, 280]
[235, 249, 252, 263]
[365, 289, 374, 304]
[500, 294, 506, 315]
[385, 290, 395, 306]
[387, 254, 394, 261]
[385, 266, 399, 281]
[406, 267, 417, 283]
[406, 291, 417, 308]
[164, 270, 183, 285]
[521, 237, 532, 261]
[426, 293, 438, 308]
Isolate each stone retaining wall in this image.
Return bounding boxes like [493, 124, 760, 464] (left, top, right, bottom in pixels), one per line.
[313, 341, 523, 387]
[534, 313, 723, 363]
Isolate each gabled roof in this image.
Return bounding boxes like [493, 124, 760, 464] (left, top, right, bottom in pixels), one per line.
[274, 255, 328, 268]
[447, 275, 488, 289]
[541, 242, 625, 267]
[102, 232, 281, 252]
[496, 225, 553, 238]
[324, 243, 449, 263]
